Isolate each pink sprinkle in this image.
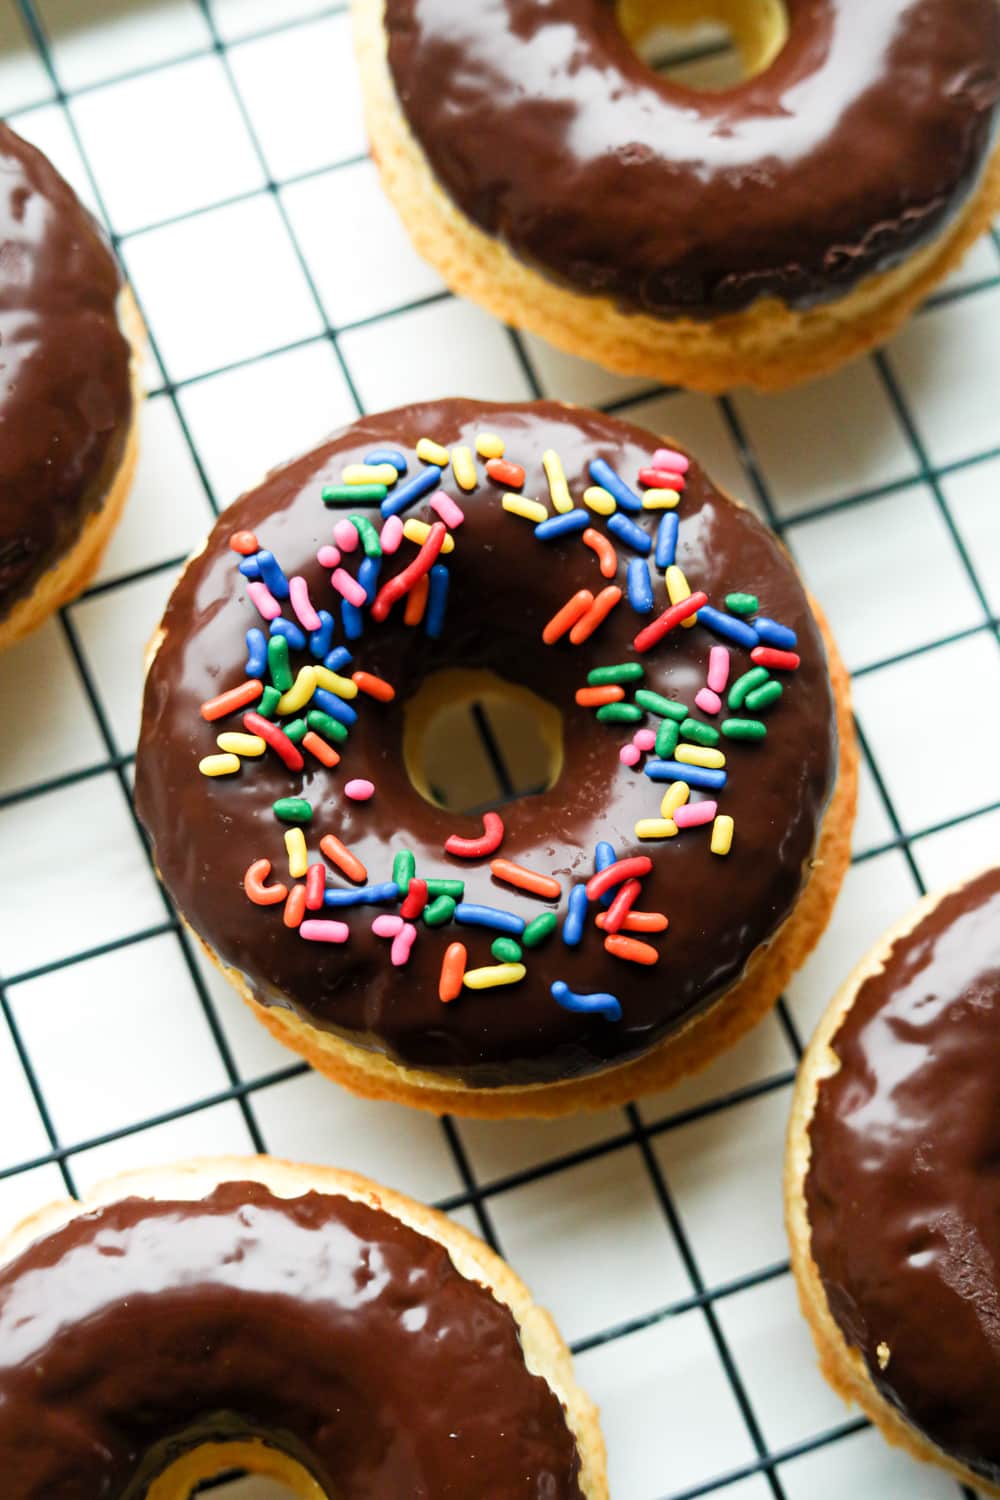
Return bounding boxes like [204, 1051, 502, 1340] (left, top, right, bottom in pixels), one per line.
[619, 744, 641, 767]
[345, 778, 375, 801]
[246, 580, 281, 621]
[675, 800, 717, 829]
[430, 491, 465, 528]
[695, 688, 722, 716]
[317, 545, 341, 569]
[331, 568, 367, 607]
[334, 520, 359, 552]
[299, 920, 350, 943]
[373, 914, 403, 939]
[391, 921, 418, 967]
[380, 515, 404, 554]
[652, 447, 690, 474]
[289, 575, 321, 632]
[633, 729, 656, 752]
[708, 646, 730, 693]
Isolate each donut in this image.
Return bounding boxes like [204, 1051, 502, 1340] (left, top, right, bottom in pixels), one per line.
[353, 0, 1000, 392]
[135, 398, 856, 1117]
[0, 1155, 605, 1496]
[786, 867, 1000, 1493]
[0, 122, 142, 651]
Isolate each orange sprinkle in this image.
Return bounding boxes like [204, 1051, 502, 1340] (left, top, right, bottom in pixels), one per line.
[244, 858, 287, 907]
[439, 941, 467, 1002]
[283, 884, 307, 929]
[490, 858, 562, 901]
[229, 530, 259, 555]
[596, 910, 669, 934]
[485, 458, 525, 488]
[200, 679, 263, 721]
[352, 670, 395, 703]
[604, 933, 659, 965]
[302, 731, 340, 767]
[542, 588, 594, 645]
[582, 528, 618, 579]
[569, 586, 622, 645]
[320, 833, 367, 884]
[575, 685, 624, 708]
[404, 572, 430, 626]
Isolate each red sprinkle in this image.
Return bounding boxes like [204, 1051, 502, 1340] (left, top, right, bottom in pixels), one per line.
[352, 670, 396, 702]
[372, 521, 446, 622]
[243, 712, 304, 771]
[302, 730, 339, 768]
[604, 933, 659, 965]
[319, 833, 367, 884]
[596, 910, 669, 934]
[603, 877, 642, 934]
[229, 530, 259, 555]
[570, 586, 622, 645]
[283, 885, 307, 929]
[485, 458, 525, 488]
[400, 877, 429, 920]
[751, 646, 801, 671]
[445, 811, 505, 860]
[201, 679, 263, 721]
[575, 685, 624, 707]
[542, 589, 594, 645]
[305, 863, 326, 911]
[586, 855, 652, 903]
[244, 859, 287, 906]
[638, 468, 685, 491]
[582, 528, 618, 579]
[439, 941, 467, 1002]
[490, 858, 561, 901]
[633, 591, 707, 653]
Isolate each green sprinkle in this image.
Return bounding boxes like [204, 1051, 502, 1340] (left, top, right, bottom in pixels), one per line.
[587, 662, 645, 686]
[655, 719, 680, 758]
[306, 709, 349, 744]
[268, 635, 293, 693]
[322, 483, 387, 506]
[392, 849, 416, 891]
[350, 514, 382, 558]
[679, 717, 720, 747]
[596, 703, 643, 724]
[426, 878, 465, 899]
[491, 937, 523, 963]
[721, 718, 767, 741]
[522, 911, 558, 948]
[257, 685, 281, 718]
[726, 592, 759, 616]
[273, 797, 312, 823]
[423, 894, 457, 927]
[283, 718, 308, 744]
[634, 690, 687, 721]
[745, 681, 784, 712]
[728, 666, 770, 710]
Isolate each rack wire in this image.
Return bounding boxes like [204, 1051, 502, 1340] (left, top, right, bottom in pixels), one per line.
[1, 3, 998, 1496]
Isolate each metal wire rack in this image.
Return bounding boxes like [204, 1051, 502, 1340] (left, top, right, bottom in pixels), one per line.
[1, 3, 999, 1496]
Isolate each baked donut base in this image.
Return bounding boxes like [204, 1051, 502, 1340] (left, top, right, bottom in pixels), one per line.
[785, 877, 1000, 1497]
[352, 0, 1000, 394]
[0, 1155, 608, 1499]
[0, 286, 144, 653]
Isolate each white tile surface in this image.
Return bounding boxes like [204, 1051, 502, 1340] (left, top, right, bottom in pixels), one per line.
[780, 1425, 964, 1500]
[941, 452, 1000, 615]
[0, 1, 53, 111]
[913, 806, 1000, 892]
[69, 1100, 254, 1193]
[209, 1, 332, 43]
[70, 567, 177, 754]
[0, 620, 105, 796]
[0, 1016, 52, 1170]
[36, 0, 211, 90]
[457, 1105, 630, 1185]
[638, 1011, 795, 1127]
[0, 1165, 68, 1240]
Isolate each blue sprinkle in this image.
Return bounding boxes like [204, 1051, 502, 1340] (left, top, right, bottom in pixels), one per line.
[323, 646, 353, 673]
[358, 555, 382, 602]
[309, 610, 335, 659]
[535, 509, 589, 542]
[324, 881, 399, 908]
[365, 447, 408, 475]
[238, 556, 262, 581]
[754, 616, 798, 650]
[313, 688, 358, 726]
[589, 458, 641, 513]
[552, 980, 622, 1023]
[607, 512, 652, 556]
[269, 618, 307, 651]
[695, 606, 758, 650]
[380, 463, 442, 518]
[627, 557, 654, 614]
[455, 903, 526, 936]
[426, 563, 450, 639]
[341, 598, 363, 641]
[561, 884, 589, 947]
[595, 841, 616, 873]
[245, 628, 267, 678]
[655, 512, 679, 570]
[256, 550, 289, 600]
[644, 760, 727, 791]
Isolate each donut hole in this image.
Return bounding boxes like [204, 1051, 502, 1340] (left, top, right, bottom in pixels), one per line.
[617, 0, 789, 89]
[403, 668, 563, 815]
[143, 1441, 325, 1499]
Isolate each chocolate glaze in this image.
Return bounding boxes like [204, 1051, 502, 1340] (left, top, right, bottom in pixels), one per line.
[384, 0, 1000, 316]
[805, 867, 1000, 1484]
[0, 1180, 584, 1496]
[135, 399, 837, 1088]
[0, 122, 131, 621]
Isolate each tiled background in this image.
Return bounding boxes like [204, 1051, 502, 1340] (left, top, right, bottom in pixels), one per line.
[1, 3, 999, 1497]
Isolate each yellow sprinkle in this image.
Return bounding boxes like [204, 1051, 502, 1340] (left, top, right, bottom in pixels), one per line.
[402, 518, 456, 553]
[476, 432, 505, 459]
[285, 827, 308, 879]
[542, 449, 573, 514]
[711, 815, 734, 857]
[217, 732, 266, 757]
[583, 485, 616, 516]
[463, 962, 526, 990]
[661, 782, 690, 818]
[641, 489, 680, 510]
[635, 819, 678, 840]
[502, 494, 548, 524]
[666, 563, 697, 629]
[313, 666, 358, 699]
[451, 444, 478, 491]
[198, 753, 240, 777]
[341, 463, 398, 486]
[416, 437, 450, 466]
[276, 665, 317, 716]
[676, 744, 726, 769]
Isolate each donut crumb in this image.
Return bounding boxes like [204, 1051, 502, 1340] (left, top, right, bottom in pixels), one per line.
[876, 1341, 891, 1370]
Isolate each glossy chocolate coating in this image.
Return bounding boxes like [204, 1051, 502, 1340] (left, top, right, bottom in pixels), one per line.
[384, 0, 1000, 316]
[0, 122, 131, 621]
[135, 399, 836, 1088]
[806, 867, 1000, 1484]
[0, 1180, 583, 1496]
